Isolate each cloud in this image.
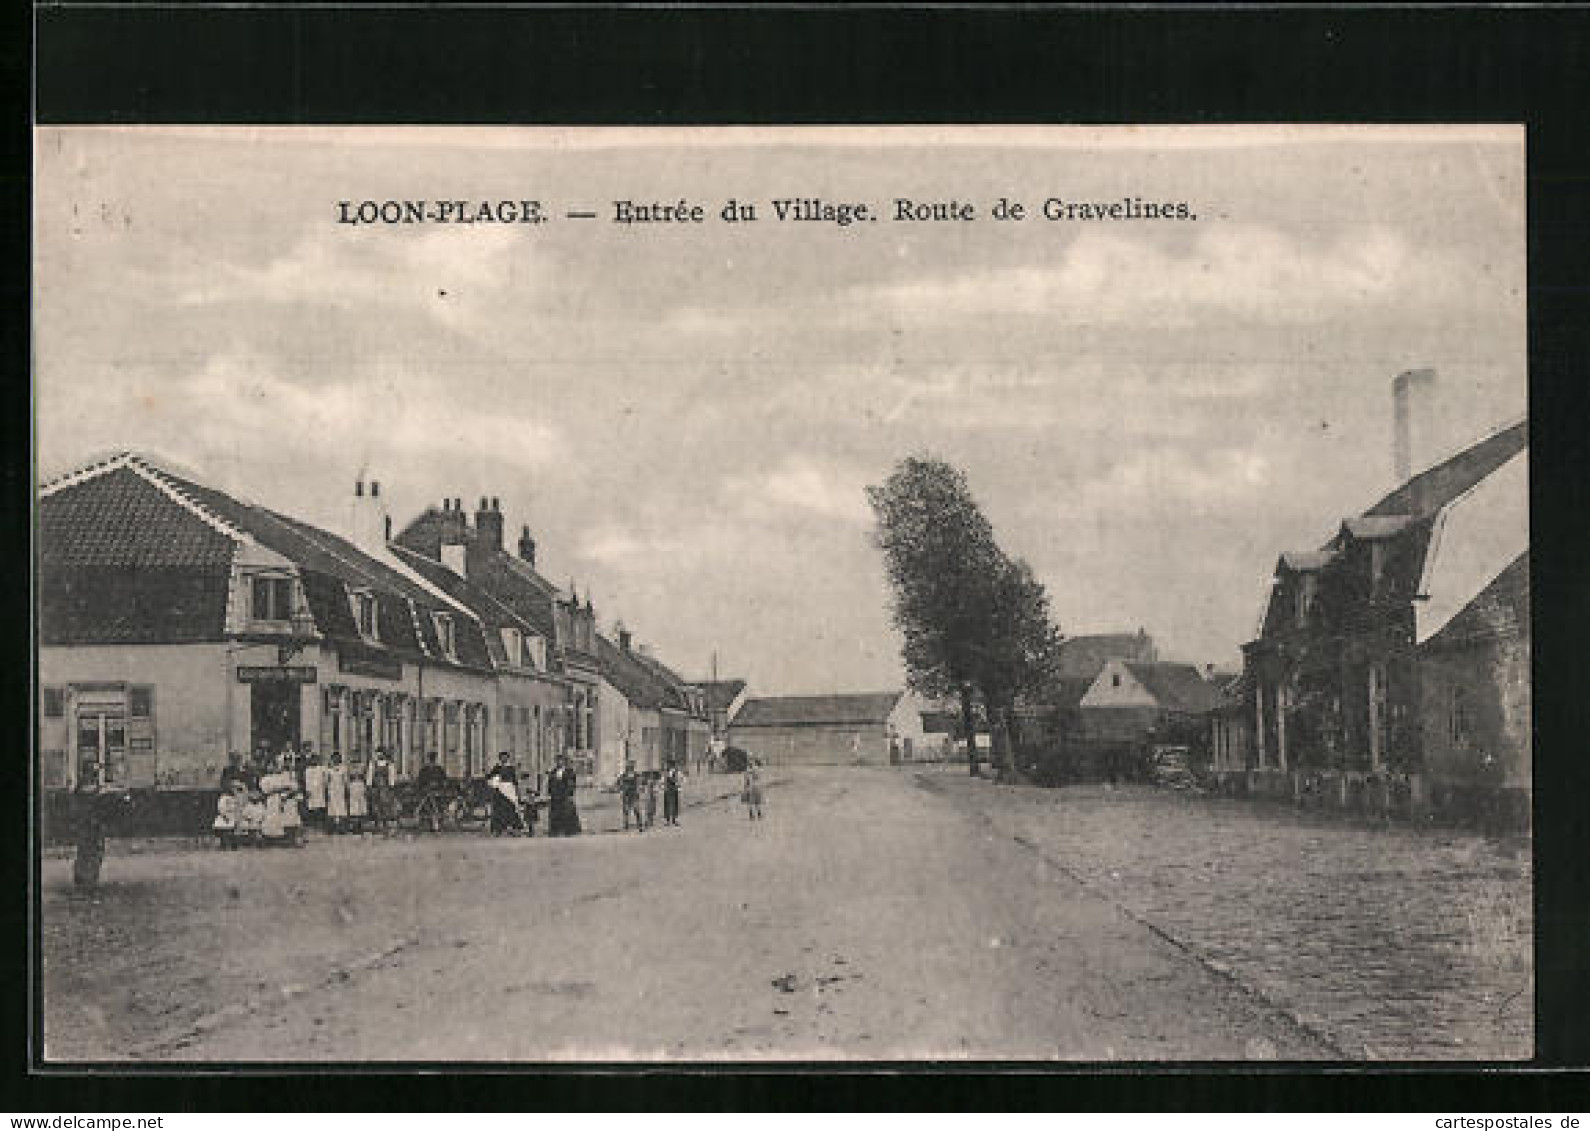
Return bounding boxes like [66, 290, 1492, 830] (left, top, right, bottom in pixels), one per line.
[857, 224, 1486, 329]
[730, 456, 874, 527]
[178, 225, 534, 335]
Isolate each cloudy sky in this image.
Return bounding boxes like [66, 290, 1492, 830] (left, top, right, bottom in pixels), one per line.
[34, 126, 1525, 693]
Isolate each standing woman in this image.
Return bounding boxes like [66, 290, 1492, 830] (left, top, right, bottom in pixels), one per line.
[325, 752, 350, 835]
[546, 753, 581, 837]
[303, 749, 327, 833]
[367, 748, 398, 836]
[742, 757, 764, 821]
[346, 758, 369, 835]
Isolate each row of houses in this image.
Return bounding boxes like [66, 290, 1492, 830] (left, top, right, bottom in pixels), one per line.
[38, 454, 715, 832]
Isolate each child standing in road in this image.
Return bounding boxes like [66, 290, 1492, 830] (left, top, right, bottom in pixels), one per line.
[742, 758, 764, 821]
[325, 752, 350, 834]
[641, 770, 659, 831]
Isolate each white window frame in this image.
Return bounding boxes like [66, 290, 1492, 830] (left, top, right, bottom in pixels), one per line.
[348, 588, 380, 641]
[434, 612, 457, 659]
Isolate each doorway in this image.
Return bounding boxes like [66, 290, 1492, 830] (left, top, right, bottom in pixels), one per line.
[250, 680, 302, 757]
[75, 697, 128, 789]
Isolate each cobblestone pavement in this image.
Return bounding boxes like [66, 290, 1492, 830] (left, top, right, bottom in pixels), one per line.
[920, 767, 1533, 1060]
[42, 767, 1332, 1062]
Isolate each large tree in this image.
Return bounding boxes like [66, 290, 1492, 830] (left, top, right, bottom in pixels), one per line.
[867, 456, 1060, 778]
[969, 554, 1063, 778]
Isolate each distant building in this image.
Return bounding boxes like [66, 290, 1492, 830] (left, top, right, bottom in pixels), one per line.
[692, 679, 749, 748]
[1054, 629, 1157, 680]
[1078, 659, 1226, 743]
[728, 692, 925, 767]
[1229, 375, 1528, 827]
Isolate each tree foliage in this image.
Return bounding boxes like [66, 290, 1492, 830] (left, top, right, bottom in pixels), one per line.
[867, 456, 1062, 776]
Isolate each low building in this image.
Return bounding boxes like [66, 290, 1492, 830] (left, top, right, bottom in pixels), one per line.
[728, 692, 921, 767]
[1077, 659, 1225, 743]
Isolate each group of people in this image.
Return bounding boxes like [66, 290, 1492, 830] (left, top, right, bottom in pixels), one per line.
[211, 742, 402, 847]
[480, 750, 583, 837]
[209, 738, 760, 848]
[615, 760, 685, 832]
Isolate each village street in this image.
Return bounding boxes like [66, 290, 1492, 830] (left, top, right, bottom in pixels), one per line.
[41, 765, 1528, 1063]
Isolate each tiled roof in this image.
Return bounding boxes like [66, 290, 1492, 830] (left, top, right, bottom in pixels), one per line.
[1056, 631, 1155, 678]
[1279, 550, 1337, 572]
[1422, 552, 1529, 652]
[628, 649, 695, 712]
[1119, 662, 1225, 714]
[596, 634, 670, 709]
[732, 692, 903, 728]
[1341, 515, 1415, 542]
[1365, 418, 1527, 522]
[39, 454, 493, 670]
[154, 469, 493, 672]
[391, 544, 546, 669]
[693, 679, 747, 712]
[40, 465, 238, 570]
[41, 567, 231, 644]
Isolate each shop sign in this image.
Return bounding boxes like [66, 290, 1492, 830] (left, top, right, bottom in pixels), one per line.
[236, 665, 319, 684]
[338, 653, 403, 680]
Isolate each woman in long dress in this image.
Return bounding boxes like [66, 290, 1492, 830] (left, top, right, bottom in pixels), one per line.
[259, 757, 296, 844]
[485, 752, 526, 835]
[546, 753, 581, 837]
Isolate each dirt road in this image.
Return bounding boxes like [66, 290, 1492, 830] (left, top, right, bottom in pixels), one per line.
[44, 767, 1330, 1062]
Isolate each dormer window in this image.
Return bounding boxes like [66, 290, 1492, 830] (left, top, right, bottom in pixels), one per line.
[349, 589, 379, 640]
[434, 612, 456, 659]
[500, 626, 523, 667]
[250, 574, 296, 622]
[1295, 574, 1317, 627]
[526, 636, 546, 670]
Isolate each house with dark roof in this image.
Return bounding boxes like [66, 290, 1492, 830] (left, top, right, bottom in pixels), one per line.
[38, 455, 503, 825]
[390, 542, 568, 787]
[727, 692, 926, 767]
[394, 498, 605, 779]
[690, 679, 749, 748]
[1054, 629, 1158, 680]
[1230, 376, 1528, 827]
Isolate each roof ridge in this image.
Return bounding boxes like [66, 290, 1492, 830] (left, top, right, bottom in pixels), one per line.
[124, 457, 257, 546]
[38, 451, 137, 497]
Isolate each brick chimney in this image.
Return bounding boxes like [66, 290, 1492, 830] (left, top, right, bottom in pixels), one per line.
[475, 496, 503, 553]
[517, 525, 537, 568]
[1393, 368, 1438, 483]
[439, 497, 468, 546]
[617, 622, 632, 652]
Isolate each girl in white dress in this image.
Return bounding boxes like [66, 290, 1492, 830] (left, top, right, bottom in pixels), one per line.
[325, 753, 350, 834]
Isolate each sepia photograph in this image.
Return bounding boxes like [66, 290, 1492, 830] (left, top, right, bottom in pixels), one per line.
[33, 125, 1530, 1064]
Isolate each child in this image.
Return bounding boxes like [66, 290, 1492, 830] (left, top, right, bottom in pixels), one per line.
[325, 752, 350, 834]
[346, 760, 369, 835]
[303, 750, 327, 833]
[213, 786, 240, 850]
[742, 758, 764, 821]
[641, 770, 659, 831]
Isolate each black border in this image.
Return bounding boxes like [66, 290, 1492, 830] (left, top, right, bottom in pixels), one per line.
[18, 2, 1590, 1112]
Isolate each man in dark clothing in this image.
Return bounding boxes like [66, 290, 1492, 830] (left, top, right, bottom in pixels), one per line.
[415, 752, 448, 792]
[662, 760, 683, 826]
[616, 760, 643, 832]
[71, 770, 129, 890]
